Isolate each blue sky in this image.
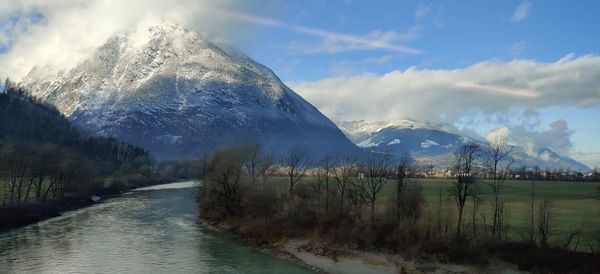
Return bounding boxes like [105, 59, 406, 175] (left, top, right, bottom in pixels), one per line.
[0, 0, 599, 167]
[235, 0, 600, 81]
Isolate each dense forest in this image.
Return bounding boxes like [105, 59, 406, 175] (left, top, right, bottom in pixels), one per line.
[0, 80, 153, 206]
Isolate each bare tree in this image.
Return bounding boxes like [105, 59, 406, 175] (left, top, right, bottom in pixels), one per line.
[450, 144, 480, 235]
[483, 135, 514, 237]
[436, 188, 443, 232]
[394, 152, 413, 226]
[537, 197, 553, 249]
[332, 156, 356, 211]
[200, 152, 209, 183]
[528, 181, 536, 244]
[470, 185, 481, 234]
[562, 230, 582, 251]
[244, 144, 262, 185]
[320, 156, 333, 214]
[356, 153, 391, 223]
[243, 144, 273, 185]
[282, 148, 311, 197]
[256, 154, 274, 184]
[205, 148, 245, 216]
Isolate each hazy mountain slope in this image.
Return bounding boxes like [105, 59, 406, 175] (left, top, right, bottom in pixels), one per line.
[338, 120, 591, 172]
[20, 24, 358, 159]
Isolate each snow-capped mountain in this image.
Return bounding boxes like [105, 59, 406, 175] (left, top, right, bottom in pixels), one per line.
[337, 120, 472, 156]
[513, 147, 591, 172]
[337, 120, 591, 172]
[20, 24, 358, 159]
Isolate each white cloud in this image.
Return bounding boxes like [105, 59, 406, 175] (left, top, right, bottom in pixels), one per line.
[0, 0, 263, 81]
[485, 126, 510, 143]
[496, 120, 573, 156]
[289, 54, 600, 123]
[511, 2, 531, 22]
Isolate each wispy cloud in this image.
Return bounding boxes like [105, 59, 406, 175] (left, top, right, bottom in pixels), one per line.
[203, 7, 421, 55]
[511, 2, 531, 22]
[455, 81, 539, 98]
[289, 27, 422, 54]
[186, 5, 422, 55]
[217, 10, 284, 27]
[510, 41, 526, 57]
[414, 3, 445, 28]
[415, 3, 432, 20]
[329, 55, 393, 76]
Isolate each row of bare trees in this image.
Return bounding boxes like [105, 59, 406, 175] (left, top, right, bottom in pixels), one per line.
[449, 137, 571, 250]
[449, 136, 516, 237]
[200, 144, 421, 230]
[0, 143, 99, 205]
[200, 138, 592, 251]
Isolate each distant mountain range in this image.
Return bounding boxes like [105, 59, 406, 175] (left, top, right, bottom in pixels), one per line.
[337, 120, 591, 172]
[20, 24, 357, 160]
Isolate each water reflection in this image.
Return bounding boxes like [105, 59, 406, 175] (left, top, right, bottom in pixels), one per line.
[0, 182, 314, 274]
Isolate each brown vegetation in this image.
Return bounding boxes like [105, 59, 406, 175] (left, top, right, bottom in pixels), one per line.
[198, 145, 600, 273]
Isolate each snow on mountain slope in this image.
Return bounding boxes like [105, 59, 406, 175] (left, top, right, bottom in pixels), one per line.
[337, 120, 591, 172]
[337, 120, 471, 156]
[20, 24, 358, 159]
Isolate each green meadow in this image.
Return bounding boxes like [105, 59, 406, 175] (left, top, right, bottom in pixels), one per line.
[266, 176, 600, 248]
[407, 179, 600, 242]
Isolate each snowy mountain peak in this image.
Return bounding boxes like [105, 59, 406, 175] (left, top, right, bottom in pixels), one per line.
[336, 119, 446, 142]
[20, 26, 358, 159]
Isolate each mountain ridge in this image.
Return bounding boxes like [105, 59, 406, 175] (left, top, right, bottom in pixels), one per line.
[337, 119, 591, 172]
[20, 24, 358, 159]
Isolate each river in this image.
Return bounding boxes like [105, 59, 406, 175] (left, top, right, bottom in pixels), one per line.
[0, 181, 316, 273]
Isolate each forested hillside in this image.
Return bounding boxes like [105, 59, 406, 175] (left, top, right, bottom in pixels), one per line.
[0, 81, 153, 206]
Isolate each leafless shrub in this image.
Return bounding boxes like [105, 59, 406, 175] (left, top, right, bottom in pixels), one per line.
[537, 198, 553, 249]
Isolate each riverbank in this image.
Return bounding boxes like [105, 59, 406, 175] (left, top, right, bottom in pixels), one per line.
[199, 219, 524, 274]
[199, 220, 327, 273]
[0, 197, 93, 231]
[0, 178, 181, 232]
[283, 239, 524, 274]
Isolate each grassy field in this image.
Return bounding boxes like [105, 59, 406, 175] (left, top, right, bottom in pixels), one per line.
[265, 176, 600, 248]
[404, 179, 600, 242]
